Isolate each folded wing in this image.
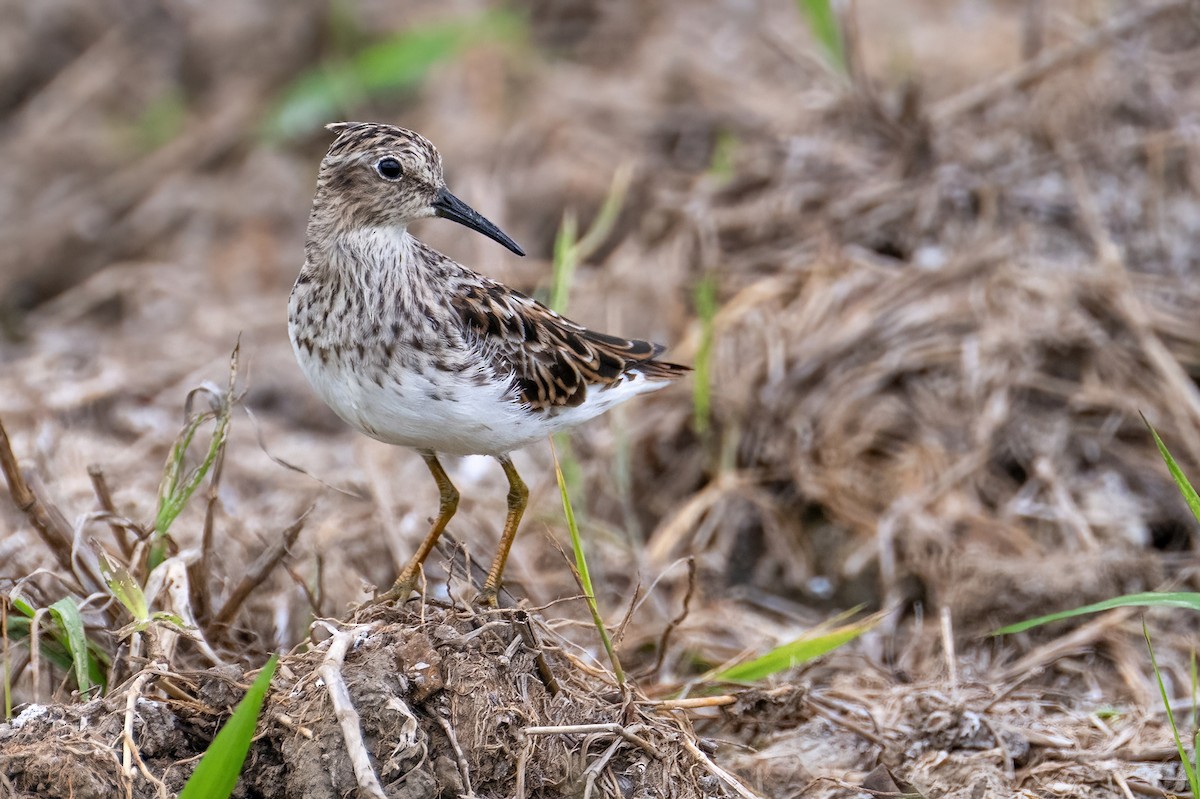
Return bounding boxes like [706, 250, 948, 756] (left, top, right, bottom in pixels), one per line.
[454, 281, 689, 411]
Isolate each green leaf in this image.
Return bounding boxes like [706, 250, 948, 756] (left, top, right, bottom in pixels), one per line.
[713, 614, 876, 684]
[48, 598, 92, 697]
[1143, 413, 1200, 525]
[550, 212, 578, 314]
[179, 654, 279, 799]
[706, 130, 737, 184]
[692, 274, 718, 437]
[796, 0, 846, 73]
[99, 554, 149, 623]
[551, 440, 624, 685]
[132, 89, 187, 151]
[152, 349, 238, 568]
[994, 591, 1200, 635]
[1146, 623, 1200, 797]
[266, 11, 524, 141]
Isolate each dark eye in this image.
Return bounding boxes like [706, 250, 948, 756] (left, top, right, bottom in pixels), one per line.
[376, 158, 403, 180]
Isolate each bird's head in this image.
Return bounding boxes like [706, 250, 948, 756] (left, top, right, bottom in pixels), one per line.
[312, 121, 525, 256]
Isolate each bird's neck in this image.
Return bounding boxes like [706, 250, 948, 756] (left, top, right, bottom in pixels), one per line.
[305, 219, 418, 278]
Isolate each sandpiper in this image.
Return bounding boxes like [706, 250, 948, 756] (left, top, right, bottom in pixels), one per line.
[289, 122, 688, 606]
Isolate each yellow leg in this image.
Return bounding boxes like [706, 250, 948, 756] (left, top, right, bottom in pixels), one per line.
[373, 450, 458, 604]
[476, 455, 528, 607]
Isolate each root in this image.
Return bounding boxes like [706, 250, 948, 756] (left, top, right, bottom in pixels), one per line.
[315, 623, 387, 799]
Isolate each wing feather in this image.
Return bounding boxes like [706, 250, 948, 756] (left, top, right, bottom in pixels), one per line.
[453, 280, 689, 411]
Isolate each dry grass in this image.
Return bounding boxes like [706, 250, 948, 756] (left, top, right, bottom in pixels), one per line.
[3, 0, 1200, 797]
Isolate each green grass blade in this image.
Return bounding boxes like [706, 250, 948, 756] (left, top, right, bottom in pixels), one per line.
[180, 654, 279, 799]
[692, 274, 718, 437]
[1143, 413, 1200, 525]
[796, 0, 846, 73]
[99, 553, 149, 623]
[2, 600, 11, 719]
[267, 12, 524, 140]
[706, 130, 737, 184]
[550, 212, 578, 314]
[48, 598, 92, 697]
[9, 599, 93, 676]
[995, 592, 1200, 635]
[1145, 622, 1200, 796]
[550, 439, 624, 685]
[571, 165, 631, 262]
[152, 349, 238, 568]
[713, 614, 876, 684]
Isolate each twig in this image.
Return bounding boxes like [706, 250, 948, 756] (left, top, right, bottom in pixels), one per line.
[434, 712, 473, 797]
[122, 670, 170, 798]
[524, 723, 663, 760]
[636, 557, 696, 680]
[284, 561, 324, 620]
[190, 341, 239, 626]
[644, 695, 737, 711]
[87, 465, 133, 558]
[317, 625, 387, 799]
[0, 417, 90, 594]
[28, 608, 45, 704]
[243, 405, 362, 498]
[514, 737, 533, 799]
[582, 737, 623, 799]
[806, 695, 889, 749]
[210, 511, 309, 630]
[932, 0, 1191, 122]
[122, 670, 153, 782]
[939, 605, 957, 690]
[514, 610, 560, 696]
[612, 581, 642, 647]
[679, 734, 765, 799]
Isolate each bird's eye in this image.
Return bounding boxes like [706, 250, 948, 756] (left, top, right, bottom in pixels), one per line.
[376, 158, 403, 180]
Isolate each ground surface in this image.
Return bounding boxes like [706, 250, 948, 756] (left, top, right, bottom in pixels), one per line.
[3, 1, 1200, 797]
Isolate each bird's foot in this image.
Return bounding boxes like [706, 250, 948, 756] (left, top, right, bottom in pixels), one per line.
[473, 585, 500, 608]
[355, 574, 419, 615]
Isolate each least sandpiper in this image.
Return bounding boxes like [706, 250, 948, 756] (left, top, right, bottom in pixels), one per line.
[289, 122, 688, 606]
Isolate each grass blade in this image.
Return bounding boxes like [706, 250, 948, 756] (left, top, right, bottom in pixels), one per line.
[179, 654, 279, 799]
[995, 592, 1200, 635]
[692, 274, 718, 437]
[712, 612, 876, 684]
[48, 597, 92, 697]
[796, 0, 846, 73]
[1145, 622, 1200, 797]
[2, 599, 11, 719]
[1143, 413, 1200, 524]
[550, 212, 578, 314]
[99, 553, 149, 623]
[151, 345, 239, 569]
[550, 439, 624, 685]
[267, 12, 524, 140]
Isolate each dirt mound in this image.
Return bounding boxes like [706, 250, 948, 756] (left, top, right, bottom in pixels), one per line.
[1, 603, 731, 798]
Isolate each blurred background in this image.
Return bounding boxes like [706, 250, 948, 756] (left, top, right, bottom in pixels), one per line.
[2, 0, 1200, 720]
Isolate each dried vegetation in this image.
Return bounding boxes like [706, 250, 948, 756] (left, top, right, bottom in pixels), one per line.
[3, 0, 1200, 797]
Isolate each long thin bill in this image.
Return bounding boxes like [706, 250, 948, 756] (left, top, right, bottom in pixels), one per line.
[432, 187, 526, 256]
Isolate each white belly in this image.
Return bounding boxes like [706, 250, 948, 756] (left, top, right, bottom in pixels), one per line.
[290, 336, 671, 457]
[291, 346, 546, 457]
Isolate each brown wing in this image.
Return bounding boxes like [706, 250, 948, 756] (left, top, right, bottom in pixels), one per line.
[454, 280, 689, 411]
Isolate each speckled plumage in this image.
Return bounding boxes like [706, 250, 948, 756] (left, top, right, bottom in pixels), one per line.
[288, 121, 688, 604]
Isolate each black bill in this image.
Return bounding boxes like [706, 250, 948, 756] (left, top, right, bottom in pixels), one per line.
[432, 187, 526, 256]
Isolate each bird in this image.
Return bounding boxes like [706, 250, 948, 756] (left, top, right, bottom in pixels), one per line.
[288, 121, 689, 607]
